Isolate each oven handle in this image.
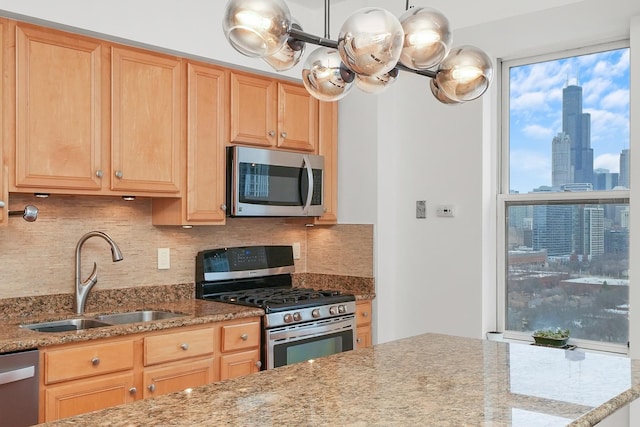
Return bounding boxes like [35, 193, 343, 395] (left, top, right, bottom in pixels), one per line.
[301, 154, 313, 215]
[268, 315, 355, 343]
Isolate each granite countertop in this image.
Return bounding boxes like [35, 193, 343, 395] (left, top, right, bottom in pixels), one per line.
[40, 333, 640, 427]
[0, 299, 264, 353]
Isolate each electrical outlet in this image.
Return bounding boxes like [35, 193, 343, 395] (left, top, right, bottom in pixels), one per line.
[436, 205, 455, 218]
[292, 242, 301, 259]
[416, 200, 426, 219]
[157, 248, 170, 270]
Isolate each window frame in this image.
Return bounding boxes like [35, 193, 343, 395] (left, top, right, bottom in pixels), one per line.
[497, 40, 630, 354]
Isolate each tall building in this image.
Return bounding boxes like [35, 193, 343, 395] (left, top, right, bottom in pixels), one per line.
[532, 205, 573, 256]
[562, 84, 593, 185]
[552, 132, 571, 186]
[576, 207, 605, 257]
[619, 149, 630, 188]
[593, 168, 619, 191]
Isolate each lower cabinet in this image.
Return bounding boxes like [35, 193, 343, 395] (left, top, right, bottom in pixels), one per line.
[356, 300, 373, 349]
[39, 318, 261, 423]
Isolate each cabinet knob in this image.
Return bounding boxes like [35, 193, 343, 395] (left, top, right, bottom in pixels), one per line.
[362, 312, 369, 318]
[220, 204, 227, 211]
[357, 337, 362, 343]
[240, 334, 249, 341]
[0, 201, 5, 208]
[180, 343, 189, 351]
[91, 357, 100, 366]
[95, 170, 103, 178]
[268, 130, 275, 137]
[148, 384, 156, 393]
[129, 387, 137, 395]
[280, 131, 287, 139]
[114, 170, 123, 179]
[255, 360, 262, 369]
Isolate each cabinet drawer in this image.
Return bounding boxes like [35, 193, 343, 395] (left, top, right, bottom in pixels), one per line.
[220, 321, 260, 352]
[144, 327, 214, 366]
[44, 340, 134, 384]
[356, 301, 372, 327]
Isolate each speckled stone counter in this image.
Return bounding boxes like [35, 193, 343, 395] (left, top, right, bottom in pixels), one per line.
[38, 333, 640, 426]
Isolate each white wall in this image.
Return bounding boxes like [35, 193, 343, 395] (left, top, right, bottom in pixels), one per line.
[1, 0, 639, 349]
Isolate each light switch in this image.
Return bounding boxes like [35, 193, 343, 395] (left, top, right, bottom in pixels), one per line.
[157, 248, 170, 270]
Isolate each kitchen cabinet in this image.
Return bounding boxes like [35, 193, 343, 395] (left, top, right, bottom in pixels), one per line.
[0, 19, 7, 226]
[217, 318, 261, 380]
[152, 62, 228, 225]
[229, 71, 318, 152]
[313, 101, 339, 224]
[13, 22, 107, 193]
[40, 337, 136, 422]
[356, 300, 372, 349]
[110, 46, 182, 194]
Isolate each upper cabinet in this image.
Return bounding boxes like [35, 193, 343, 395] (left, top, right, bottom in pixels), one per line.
[14, 23, 106, 192]
[313, 101, 338, 225]
[9, 23, 182, 197]
[229, 71, 318, 152]
[152, 62, 228, 226]
[110, 47, 182, 194]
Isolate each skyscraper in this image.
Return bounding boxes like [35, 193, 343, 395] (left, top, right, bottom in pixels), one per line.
[562, 84, 593, 185]
[619, 149, 630, 188]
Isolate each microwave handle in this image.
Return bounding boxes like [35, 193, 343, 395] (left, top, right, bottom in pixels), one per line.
[302, 155, 314, 215]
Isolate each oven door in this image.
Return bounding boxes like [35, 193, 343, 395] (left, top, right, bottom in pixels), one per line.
[266, 315, 356, 370]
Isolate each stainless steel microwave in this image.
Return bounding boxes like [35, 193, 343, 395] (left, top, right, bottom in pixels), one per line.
[226, 146, 324, 217]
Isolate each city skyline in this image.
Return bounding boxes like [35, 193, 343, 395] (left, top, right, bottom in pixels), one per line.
[509, 47, 629, 194]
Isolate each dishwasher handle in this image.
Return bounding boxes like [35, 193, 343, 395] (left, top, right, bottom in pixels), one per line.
[0, 366, 35, 385]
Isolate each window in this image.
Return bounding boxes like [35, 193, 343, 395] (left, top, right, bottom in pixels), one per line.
[499, 42, 630, 353]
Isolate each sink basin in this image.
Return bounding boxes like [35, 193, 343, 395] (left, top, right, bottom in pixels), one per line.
[96, 310, 185, 325]
[21, 318, 111, 333]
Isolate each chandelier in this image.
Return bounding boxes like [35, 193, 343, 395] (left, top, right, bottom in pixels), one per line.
[222, 0, 493, 104]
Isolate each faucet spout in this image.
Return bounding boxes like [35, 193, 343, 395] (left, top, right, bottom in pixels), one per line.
[74, 231, 124, 314]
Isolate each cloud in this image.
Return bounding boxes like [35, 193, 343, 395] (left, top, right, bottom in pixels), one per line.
[601, 89, 629, 110]
[594, 153, 621, 173]
[510, 149, 550, 191]
[523, 124, 554, 140]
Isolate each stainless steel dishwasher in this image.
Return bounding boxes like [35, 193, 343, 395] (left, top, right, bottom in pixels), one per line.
[0, 349, 39, 427]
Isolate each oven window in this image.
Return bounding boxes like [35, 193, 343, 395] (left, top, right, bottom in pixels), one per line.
[272, 329, 354, 369]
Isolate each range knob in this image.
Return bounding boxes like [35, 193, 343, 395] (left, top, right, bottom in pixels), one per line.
[338, 305, 346, 314]
[329, 306, 338, 315]
[284, 313, 293, 323]
[293, 312, 302, 321]
[311, 309, 321, 318]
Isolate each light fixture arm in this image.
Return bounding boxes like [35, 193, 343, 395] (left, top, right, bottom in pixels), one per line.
[324, 0, 330, 39]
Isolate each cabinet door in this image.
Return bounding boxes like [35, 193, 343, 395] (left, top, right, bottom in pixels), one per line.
[229, 72, 277, 147]
[220, 349, 261, 380]
[277, 82, 318, 152]
[111, 46, 182, 194]
[15, 24, 105, 191]
[356, 300, 373, 349]
[43, 372, 136, 422]
[0, 19, 6, 225]
[314, 101, 338, 224]
[143, 357, 214, 399]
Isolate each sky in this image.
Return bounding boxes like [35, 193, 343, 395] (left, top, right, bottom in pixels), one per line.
[508, 47, 630, 194]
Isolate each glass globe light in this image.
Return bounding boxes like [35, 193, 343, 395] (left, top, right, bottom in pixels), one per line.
[435, 45, 494, 102]
[263, 22, 305, 71]
[337, 8, 404, 77]
[222, 0, 291, 58]
[301, 47, 355, 102]
[399, 7, 452, 70]
[355, 68, 399, 94]
[429, 78, 461, 105]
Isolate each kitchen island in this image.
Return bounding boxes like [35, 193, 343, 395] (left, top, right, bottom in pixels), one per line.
[41, 333, 640, 426]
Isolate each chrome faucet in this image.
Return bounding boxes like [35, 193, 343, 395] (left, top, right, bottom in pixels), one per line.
[74, 231, 124, 314]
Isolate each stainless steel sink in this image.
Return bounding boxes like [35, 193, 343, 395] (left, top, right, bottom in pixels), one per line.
[21, 318, 112, 333]
[95, 310, 185, 325]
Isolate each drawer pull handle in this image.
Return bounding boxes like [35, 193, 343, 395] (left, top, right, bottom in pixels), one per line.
[362, 312, 369, 317]
[91, 357, 100, 366]
[129, 387, 137, 395]
[255, 360, 262, 369]
[240, 334, 249, 341]
[180, 343, 189, 351]
[148, 384, 156, 393]
[357, 337, 362, 343]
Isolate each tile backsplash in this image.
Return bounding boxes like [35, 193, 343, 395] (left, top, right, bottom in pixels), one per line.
[0, 194, 373, 299]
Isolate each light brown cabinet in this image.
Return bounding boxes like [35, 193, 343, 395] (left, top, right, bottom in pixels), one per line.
[314, 101, 339, 224]
[356, 300, 373, 349]
[230, 71, 318, 152]
[152, 62, 228, 225]
[38, 319, 263, 423]
[217, 318, 261, 380]
[110, 46, 182, 195]
[0, 19, 7, 226]
[14, 23, 107, 192]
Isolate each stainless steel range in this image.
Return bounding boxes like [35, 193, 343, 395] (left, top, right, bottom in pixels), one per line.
[195, 245, 356, 370]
